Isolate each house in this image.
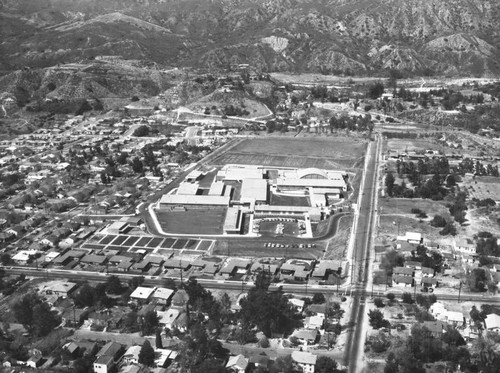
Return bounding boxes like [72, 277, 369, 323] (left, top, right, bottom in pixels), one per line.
[445, 311, 464, 327]
[422, 320, 448, 338]
[404, 261, 422, 270]
[96, 341, 123, 360]
[304, 314, 325, 329]
[38, 281, 77, 297]
[219, 258, 251, 278]
[421, 277, 438, 288]
[454, 238, 476, 254]
[291, 351, 317, 373]
[421, 267, 435, 277]
[130, 286, 156, 303]
[93, 355, 114, 373]
[398, 232, 423, 245]
[152, 287, 175, 305]
[393, 267, 414, 277]
[249, 354, 270, 369]
[311, 260, 342, 280]
[27, 355, 44, 368]
[289, 298, 305, 312]
[123, 345, 141, 364]
[226, 354, 249, 373]
[484, 313, 500, 332]
[392, 275, 413, 287]
[429, 302, 447, 320]
[63, 342, 80, 358]
[171, 289, 190, 308]
[292, 329, 320, 344]
[80, 254, 107, 266]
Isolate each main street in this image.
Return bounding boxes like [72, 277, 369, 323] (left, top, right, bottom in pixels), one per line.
[343, 135, 381, 373]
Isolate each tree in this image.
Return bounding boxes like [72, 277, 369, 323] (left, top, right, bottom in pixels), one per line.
[106, 275, 122, 294]
[374, 298, 385, 308]
[385, 172, 395, 196]
[368, 309, 390, 329]
[402, 292, 413, 304]
[141, 310, 159, 335]
[128, 276, 144, 290]
[192, 358, 226, 373]
[315, 356, 338, 373]
[381, 250, 404, 276]
[12, 293, 42, 327]
[312, 293, 326, 304]
[156, 328, 163, 349]
[431, 215, 447, 228]
[270, 355, 296, 373]
[32, 302, 60, 337]
[386, 293, 396, 302]
[138, 340, 155, 366]
[368, 82, 385, 99]
[468, 268, 488, 292]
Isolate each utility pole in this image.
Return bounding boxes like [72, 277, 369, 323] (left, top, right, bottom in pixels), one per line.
[458, 281, 462, 303]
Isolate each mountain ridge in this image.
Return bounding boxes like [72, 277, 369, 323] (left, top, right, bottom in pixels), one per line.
[1, 0, 500, 76]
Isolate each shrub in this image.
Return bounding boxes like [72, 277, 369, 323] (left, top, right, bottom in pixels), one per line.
[402, 292, 413, 304]
[374, 298, 385, 308]
[386, 293, 395, 302]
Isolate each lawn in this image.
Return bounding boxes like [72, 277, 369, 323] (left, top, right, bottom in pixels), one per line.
[156, 207, 227, 235]
[258, 220, 300, 238]
[210, 137, 366, 170]
[270, 192, 310, 207]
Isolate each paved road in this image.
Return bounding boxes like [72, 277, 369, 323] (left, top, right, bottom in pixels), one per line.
[343, 136, 380, 373]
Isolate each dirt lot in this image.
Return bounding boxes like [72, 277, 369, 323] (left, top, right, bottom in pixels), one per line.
[210, 137, 367, 170]
[323, 215, 353, 260]
[380, 197, 451, 219]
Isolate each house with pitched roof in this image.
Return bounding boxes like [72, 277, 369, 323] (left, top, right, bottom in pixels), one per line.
[226, 354, 249, 373]
[291, 351, 317, 373]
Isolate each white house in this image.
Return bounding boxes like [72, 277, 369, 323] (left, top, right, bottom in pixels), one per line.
[226, 354, 249, 373]
[485, 313, 500, 332]
[454, 238, 476, 254]
[130, 286, 156, 303]
[93, 355, 114, 373]
[291, 351, 317, 373]
[122, 345, 141, 364]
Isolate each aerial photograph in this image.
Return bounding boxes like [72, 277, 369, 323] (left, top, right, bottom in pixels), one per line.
[1, 0, 500, 372]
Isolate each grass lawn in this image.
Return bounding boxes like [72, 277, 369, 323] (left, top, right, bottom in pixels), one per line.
[258, 220, 300, 238]
[270, 192, 310, 207]
[156, 207, 227, 235]
[210, 137, 366, 170]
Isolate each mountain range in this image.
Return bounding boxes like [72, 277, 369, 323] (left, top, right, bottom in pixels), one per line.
[1, 0, 500, 77]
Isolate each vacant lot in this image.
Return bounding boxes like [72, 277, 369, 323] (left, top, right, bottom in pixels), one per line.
[156, 207, 227, 235]
[380, 197, 451, 219]
[462, 176, 500, 201]
[210, 137, 366, 170]
[323, 215, 353, 260]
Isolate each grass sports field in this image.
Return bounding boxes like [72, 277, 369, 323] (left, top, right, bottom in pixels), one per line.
[210, 137, 366, 170]
[156, 207, 227, 235]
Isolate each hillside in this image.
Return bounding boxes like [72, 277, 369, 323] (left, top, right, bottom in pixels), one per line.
[1, 0, 500, 76]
